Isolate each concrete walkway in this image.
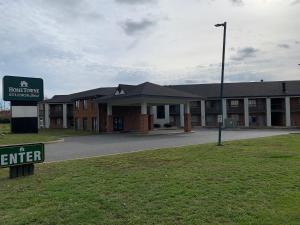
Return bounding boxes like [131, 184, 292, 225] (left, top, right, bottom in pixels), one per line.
[45, 129, 296, 162]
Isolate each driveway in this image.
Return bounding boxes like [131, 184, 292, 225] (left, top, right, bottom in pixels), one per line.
[45, 129, 296, 162]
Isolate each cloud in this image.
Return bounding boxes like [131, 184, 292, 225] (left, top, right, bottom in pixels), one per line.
[121, 19, 157, 35]
[115, 0, 156, 5]
[278, 44, 290, 49]
[291, 0, 300, 5]
[40, 0, 103, 23]
[225, 72, 267, 82]
[1, 0, 299, 98]
[230, 47, 259, 61]
[202, 0, 244, 6]
[230, 0, 244, 5]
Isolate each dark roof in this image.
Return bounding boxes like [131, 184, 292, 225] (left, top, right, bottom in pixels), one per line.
[70, 87, 116, 100]
[96, 82, 202, 103]
[41, 87, 116, 103]
[42, 80, 300, 104]
[43, 95, 73, 103]
[169, 80, 300, 98]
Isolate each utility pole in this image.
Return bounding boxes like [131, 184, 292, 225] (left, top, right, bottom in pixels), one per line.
[215, 22, 227, 146]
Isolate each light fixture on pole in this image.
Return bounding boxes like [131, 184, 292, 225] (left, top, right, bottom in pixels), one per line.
[215, 22, 227, 146]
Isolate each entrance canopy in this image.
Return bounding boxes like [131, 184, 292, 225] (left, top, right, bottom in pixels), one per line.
[94, 82, 202, 105]
[94, 82, 203, 133]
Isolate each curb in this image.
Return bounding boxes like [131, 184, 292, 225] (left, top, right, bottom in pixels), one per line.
[136, 131, 196, 136]
[43, 138, 65, 145]
[0, 138, 64, 147]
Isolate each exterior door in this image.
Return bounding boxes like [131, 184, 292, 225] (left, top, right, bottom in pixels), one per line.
[113, 117, 124, 131]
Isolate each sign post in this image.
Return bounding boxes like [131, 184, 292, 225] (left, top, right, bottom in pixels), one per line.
[0, 143, 45, 178]
[1, 75, 45, 178]
[2, 75, 44, 133]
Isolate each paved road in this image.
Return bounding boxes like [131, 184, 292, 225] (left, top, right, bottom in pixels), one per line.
[45, 129, 296, 162]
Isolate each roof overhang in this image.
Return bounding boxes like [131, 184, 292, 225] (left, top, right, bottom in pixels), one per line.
[95, 94, 202, 106]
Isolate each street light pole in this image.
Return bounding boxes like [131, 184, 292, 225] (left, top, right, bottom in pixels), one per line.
[215, 22, 227, 146]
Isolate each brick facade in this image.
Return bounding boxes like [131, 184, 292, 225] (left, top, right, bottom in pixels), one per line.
[291, 97, 300, 127]
[99, 104, 108, 132]
[50, 118, 63, 128]
[49, 104, 63, 128]
[47, 103, 73, 129]
[73, 103, 155, 133]
[106, 115, 113, 132]
[148, 115, 154, 130]
[139, 114, 149, 133]
[74, 99, 98, 131]
[184, 113, 192, 132]
[111, 106, 148, 133]
[291, 113, 300, 127]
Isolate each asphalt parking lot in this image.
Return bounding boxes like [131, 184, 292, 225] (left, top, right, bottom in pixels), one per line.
[45, 129, 296, 162]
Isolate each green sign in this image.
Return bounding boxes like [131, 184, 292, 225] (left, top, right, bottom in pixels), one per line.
[0, 143, 45, 168]
[2, 75, 44, 101]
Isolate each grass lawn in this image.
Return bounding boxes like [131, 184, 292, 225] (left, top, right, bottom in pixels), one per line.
[0, 123, 10, 134]
[0, 134, 300, 225]
[0, 123, 93, 146]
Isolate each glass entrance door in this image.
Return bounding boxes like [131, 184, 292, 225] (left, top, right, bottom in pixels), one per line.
[113, 117, 124, 131]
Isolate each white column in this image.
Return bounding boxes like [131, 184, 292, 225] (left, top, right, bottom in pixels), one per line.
[244, 98, 249, 127]
[222, 99, 227, 122]
[152, 106, 157, 121]
[185, 102, 190, 114]
[285, 97, 291, 127]
[141, 102, 147, 115]
[266, 98, 272, 127]
[180, 104, 184, 127]
[63, 104, 67, 128]
[37, 104, 41, 128]
[107, 104, 112, 116]
[165, 105, 170, 123]
[201, 100, 206, 127]
[45, 103, 50, 128]
[150, 106, 155, 116]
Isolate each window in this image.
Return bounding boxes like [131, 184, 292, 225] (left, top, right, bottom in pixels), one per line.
[75, 118, 80, 129]
[169, 105, 180, 114]
[157, 106, 165, 119]
[206, 100, 218, 109]
[92, 102, 97, 111]
[54, 105, 62, 111]
[249, 99, 257, 107]
[191, 115, 201, 126]
[75, 100, 80, 110]
[92, 117, 98, 131]
[82, 118, 88, 130]
[191, 101, 201, 107]
[57, 118, 62, 126]
[206, 101, 213, 109]
[230, 100, 239, 107]
[250, 116, 257, 125]
[83, 100, 88, 110]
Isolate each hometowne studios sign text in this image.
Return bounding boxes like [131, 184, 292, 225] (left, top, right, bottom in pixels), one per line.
[3, 75, 44, 101]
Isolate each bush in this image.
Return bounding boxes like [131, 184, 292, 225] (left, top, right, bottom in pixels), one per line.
[153, 124, 161, 128]
[164, 123, 172, 128]
[0, 118, 10, 123]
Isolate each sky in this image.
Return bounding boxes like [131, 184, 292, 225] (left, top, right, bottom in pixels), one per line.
[0, 0, 299, 101]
